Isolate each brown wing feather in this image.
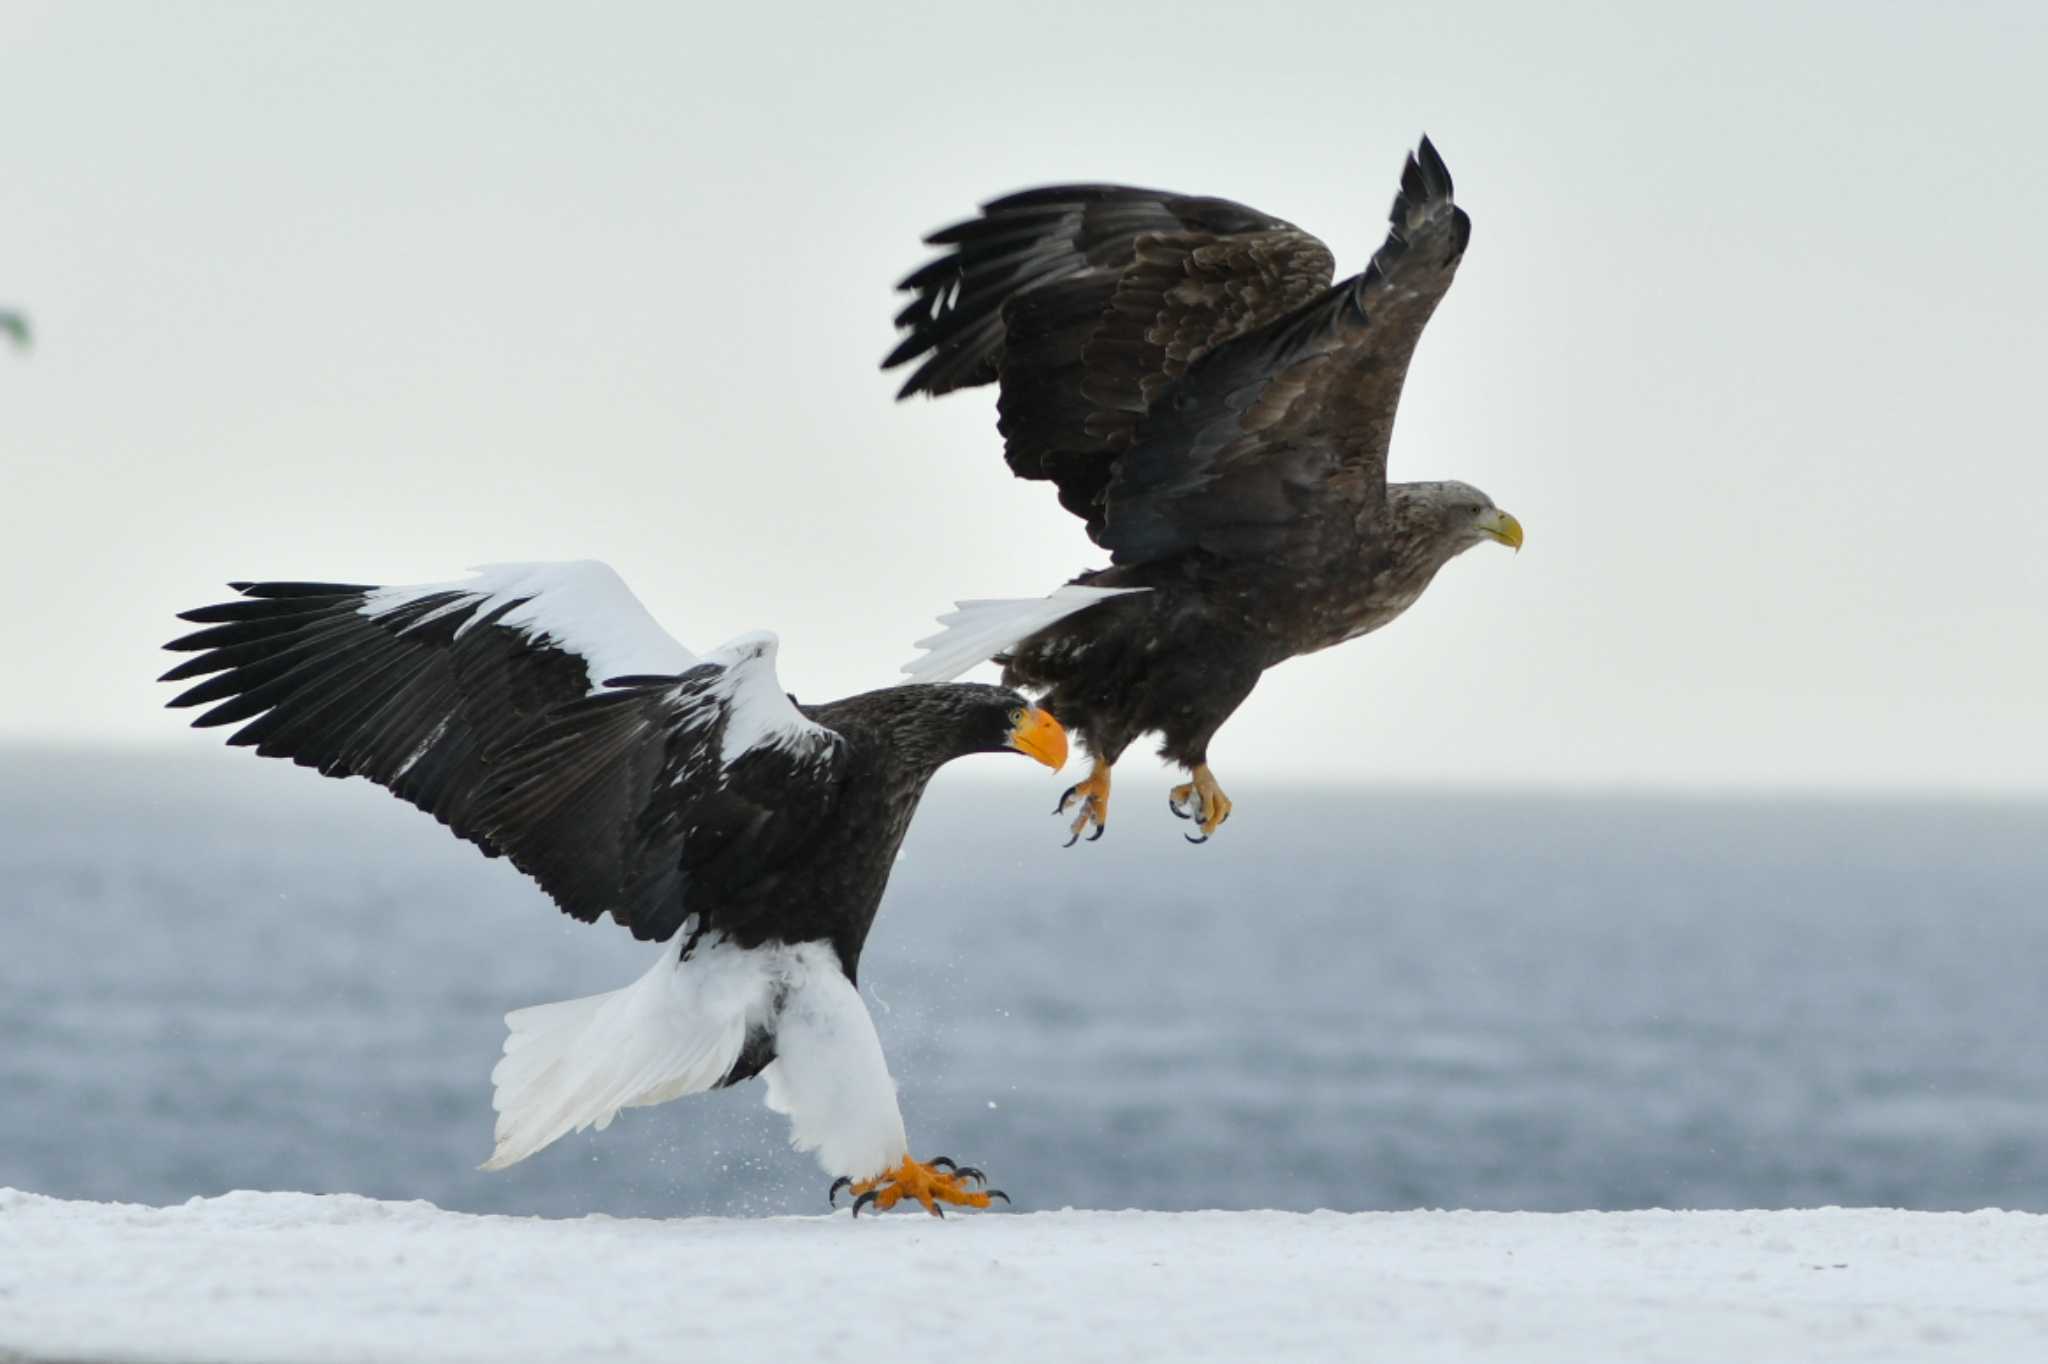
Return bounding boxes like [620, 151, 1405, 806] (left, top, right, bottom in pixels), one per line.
[1098, 138, 1473, 567]
[886, 186, 1334, 541]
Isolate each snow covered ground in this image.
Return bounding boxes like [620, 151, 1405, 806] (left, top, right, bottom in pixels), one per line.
[3, 1190, 2045, 1363]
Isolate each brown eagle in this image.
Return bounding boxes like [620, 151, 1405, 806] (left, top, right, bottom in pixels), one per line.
[887, 136, 1521, 844]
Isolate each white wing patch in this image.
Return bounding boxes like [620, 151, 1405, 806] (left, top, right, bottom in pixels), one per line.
[362, 561, 698, 694]
[684, 631, 837, 774]
[901, 584, 1147, 683]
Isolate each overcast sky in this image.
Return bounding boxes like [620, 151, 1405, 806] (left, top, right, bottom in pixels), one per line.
[3, 0, 2044, 794]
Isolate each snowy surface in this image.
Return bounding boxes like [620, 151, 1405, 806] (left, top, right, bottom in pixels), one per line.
[4, 1190, 2045, 1363]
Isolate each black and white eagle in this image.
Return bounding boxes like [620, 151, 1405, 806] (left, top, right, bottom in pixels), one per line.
[162, 561, 1073, 1215]
[886, 136, 1521, 844]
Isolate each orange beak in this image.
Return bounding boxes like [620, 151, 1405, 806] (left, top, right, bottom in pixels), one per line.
[1007, 705, 1068, 771]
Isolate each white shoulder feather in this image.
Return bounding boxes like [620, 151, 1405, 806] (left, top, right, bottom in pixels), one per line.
[363, 560, 697, 693]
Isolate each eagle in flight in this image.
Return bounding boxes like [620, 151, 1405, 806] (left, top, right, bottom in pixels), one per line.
[164, 561, 1069, 1215]
[887, 136, 1521, 844]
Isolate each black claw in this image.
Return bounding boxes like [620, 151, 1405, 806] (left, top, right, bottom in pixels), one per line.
[1185, 831, 1209, 845]
[1054, 784, 1080, 815]
[851, 1189, 879, 1218]
[987, 1189, 1011, 1205]
[828, 1176, 852, 1207]
[1063, 827, 1081, 849]
[1087, 823, 1106, 842]
[930, 1157, 957, 1172]
[1168, 796, 1192, 820]
[929, 1204, 945, 1219]
[952, 1166, 986, 1186]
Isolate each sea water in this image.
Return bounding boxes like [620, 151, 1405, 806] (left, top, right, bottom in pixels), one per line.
[2, 747, 2042, 1217]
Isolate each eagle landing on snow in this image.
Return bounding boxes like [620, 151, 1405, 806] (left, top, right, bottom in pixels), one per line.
[888, 136, 1521, 844]
[163, 561, 1074, 1215]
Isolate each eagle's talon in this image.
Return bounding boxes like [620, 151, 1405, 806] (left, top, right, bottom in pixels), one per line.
[1170, 764, 1232, 840]
[828, 1175, 853, 1207]
[1055, 759, 1113, 846]
[842, 1155, 1008, 1217]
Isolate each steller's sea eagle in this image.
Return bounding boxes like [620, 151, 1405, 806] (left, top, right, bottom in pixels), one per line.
[162, 561, 1078, 1215]
[886, 136, 1521, 843]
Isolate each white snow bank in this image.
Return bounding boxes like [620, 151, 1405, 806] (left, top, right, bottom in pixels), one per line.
[3, 1189, 2045, 1363]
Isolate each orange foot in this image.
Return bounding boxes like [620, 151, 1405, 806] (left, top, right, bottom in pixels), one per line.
[829, 1156, 1010, 1218]
[1054, 759, 1114, 846]
[1168, 763, 1233, 843]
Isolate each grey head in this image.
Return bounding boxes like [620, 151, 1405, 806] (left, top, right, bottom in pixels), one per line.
[1387, 479, 1524, 561]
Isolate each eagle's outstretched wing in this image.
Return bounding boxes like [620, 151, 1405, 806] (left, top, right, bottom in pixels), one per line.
[162, 561, 843, 942]
[886, 137, 1469, 563]
[1100, 140, 1471, 565]
[887, 186, 1336, 539]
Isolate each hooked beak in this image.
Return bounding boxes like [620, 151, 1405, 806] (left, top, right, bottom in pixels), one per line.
[1478, 508, 1524, 552]
[1007, 705, 1068, 771]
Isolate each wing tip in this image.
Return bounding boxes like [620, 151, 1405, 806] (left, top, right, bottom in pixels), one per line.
[1386, 134, 1461, 248]
[1416, 134, 1452, 195]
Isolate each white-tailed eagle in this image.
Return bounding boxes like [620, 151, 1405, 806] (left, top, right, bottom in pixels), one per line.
[887, 136, 1521, 843]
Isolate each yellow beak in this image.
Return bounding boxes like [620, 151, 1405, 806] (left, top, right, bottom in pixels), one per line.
[1007, 705, 1068, 771]
[1479, 508, 1524, 551]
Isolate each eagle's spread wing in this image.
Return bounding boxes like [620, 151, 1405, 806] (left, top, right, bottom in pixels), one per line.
[162, 561, 844, 943]
[1101, 141, 1470, 565]
[886, 186, 1336, 539]
[886, 137, 1469, 564]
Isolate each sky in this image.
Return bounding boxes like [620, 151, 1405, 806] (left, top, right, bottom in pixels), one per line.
[3, 0, 2044, 794]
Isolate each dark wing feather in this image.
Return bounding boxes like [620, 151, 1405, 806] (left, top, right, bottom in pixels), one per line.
[471, 671, 845, 944]
[164, 583, 596, 841]
[1097, 137, 1472, 566]
[886, 185, 1334, 541]
[887, 185, 1297, 397]
[163, 568, 842, 943]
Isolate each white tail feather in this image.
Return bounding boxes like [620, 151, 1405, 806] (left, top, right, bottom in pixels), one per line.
[900, 585, 1145, 684]
[480, 933, 778, 1171]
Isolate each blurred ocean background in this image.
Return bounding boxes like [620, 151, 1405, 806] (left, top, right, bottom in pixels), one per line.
[3, 745, 2043, 1218]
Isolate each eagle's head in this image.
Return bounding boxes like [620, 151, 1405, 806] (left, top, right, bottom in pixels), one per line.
[863, 682, 1069, 772]
[1409, 480, 1524, 556]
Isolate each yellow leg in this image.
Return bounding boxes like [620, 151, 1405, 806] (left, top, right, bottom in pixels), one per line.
[1168, 763, 1233, 842]
[1055, 759, 1113, 846]
[832, 1156, 1010, 1218]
